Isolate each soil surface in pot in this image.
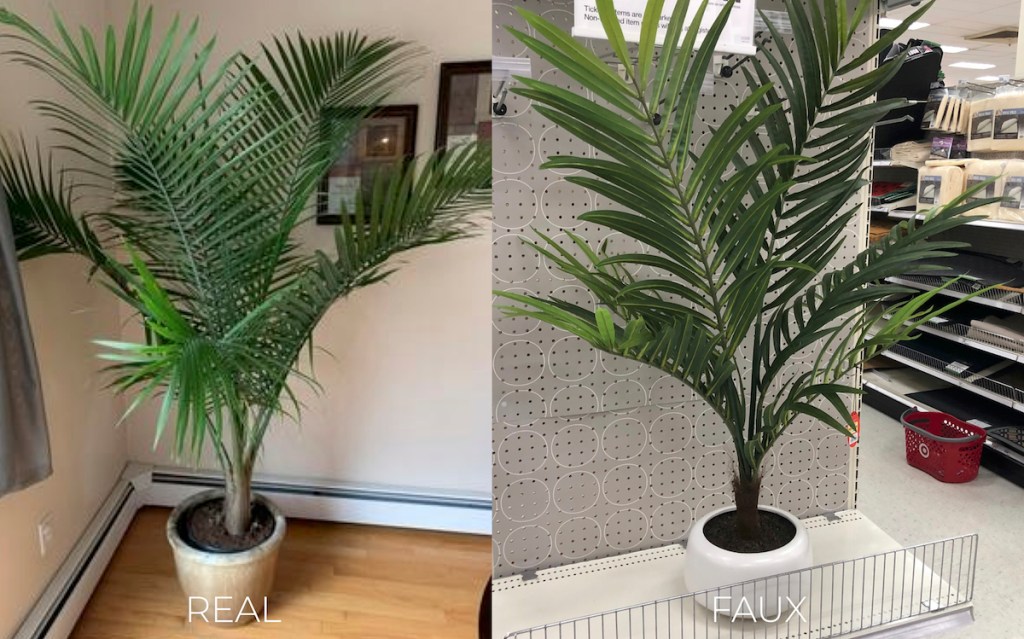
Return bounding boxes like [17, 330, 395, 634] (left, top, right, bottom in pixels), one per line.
[179, 497, 275, 553]
[704, 510, 796, 554]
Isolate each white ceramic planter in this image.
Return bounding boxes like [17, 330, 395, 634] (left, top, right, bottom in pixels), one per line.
[166, 490, 286, 625]
[683, 505, 813, 620]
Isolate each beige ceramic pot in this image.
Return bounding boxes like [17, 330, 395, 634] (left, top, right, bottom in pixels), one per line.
[166, 489, 286, 626]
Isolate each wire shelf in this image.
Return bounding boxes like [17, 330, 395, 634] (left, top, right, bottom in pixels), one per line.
[987, 425, 1024, 457]
[886, 210, 1024, 232]
[884, 342, 1024, 408]
[900, 316, 1024, 363]
[887, 275, 1024, 314]
[504, 535, 978, 639]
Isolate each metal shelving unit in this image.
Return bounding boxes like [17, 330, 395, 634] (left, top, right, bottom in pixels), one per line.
[866, 85, 1024, 485]
[872, 160, 921, 169]
[878, 342, 1023, 411]
[869, 204, 915, 216]
[886, 274, 1024, 314]
[888, 209, 1024, 232]
[883, 313, 1024, 364]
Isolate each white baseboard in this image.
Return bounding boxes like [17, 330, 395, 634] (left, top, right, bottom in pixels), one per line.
[15, 464, 492, 639]
[143, 466, 492, 535]
[13, 469, 141, 639]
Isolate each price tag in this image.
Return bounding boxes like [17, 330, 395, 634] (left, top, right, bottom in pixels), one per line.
[848, 411, 861, 448]
[945, 361, 970, 375]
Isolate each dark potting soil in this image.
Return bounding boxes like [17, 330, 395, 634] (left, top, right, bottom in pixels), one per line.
[703, 510, 796, 554]
[179, 497, 275, 553]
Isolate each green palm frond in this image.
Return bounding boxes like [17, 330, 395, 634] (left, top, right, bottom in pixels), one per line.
[0, 3, 491, 477]
[497, 0, 985, 481]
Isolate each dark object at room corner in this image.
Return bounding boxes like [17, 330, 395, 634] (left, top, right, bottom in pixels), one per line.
[0, 183, 53, 498]
[875, 34, 944, 148]
[479, 577, 492, 639]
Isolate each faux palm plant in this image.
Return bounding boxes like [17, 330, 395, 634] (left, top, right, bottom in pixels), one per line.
[1, 5, 490, 537]
[498, 0, 990, 541]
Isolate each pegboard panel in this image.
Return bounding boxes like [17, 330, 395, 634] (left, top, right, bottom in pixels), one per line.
[492, 0, 873, 579]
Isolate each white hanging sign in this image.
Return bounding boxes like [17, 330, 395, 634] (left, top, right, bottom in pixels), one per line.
[572, 0, 757, 57]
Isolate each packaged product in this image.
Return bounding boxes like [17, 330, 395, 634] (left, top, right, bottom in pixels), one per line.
[969, 98, 995, 152]
[922, 88, 945, 130]
[963, 160, 1005, 218]
[998, 160, 1024, 223]
[991, 85, 1024, 151]
[934, 94, 950, 132]
[917, 163, 965, 211]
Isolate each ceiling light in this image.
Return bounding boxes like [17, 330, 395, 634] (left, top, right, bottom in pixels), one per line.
[976, 75, 1002, 82]
[941, 46, 969, 54]
[949, 61, 997, 70]
[879, 17, 930, 30]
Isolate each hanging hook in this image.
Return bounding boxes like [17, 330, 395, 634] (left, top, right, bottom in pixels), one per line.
[492, 79, 509, 117]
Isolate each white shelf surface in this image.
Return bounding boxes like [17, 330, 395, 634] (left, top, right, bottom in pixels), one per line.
[863, 367, 946, 407]
[870, 205, 915, 216]
[887, 209, 1024, 231]
[493, 510, 975, 639]
[872, 160, 921, 169]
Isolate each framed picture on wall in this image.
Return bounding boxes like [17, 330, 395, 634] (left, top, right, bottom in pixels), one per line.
[434, 60, 492, 150]
[317, 104, 419, 225]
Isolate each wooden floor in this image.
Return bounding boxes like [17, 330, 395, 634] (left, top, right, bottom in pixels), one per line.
[70, 507, 491, 638]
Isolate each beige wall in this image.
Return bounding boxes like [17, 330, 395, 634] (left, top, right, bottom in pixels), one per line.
[0, 2, 128, 636]
[109, 0, 494, 497]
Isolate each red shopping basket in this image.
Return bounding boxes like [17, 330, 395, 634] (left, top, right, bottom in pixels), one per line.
[900, 410, 987, 483]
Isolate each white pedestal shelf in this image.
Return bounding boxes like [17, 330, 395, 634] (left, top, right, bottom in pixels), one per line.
[493, 510, 977, 639]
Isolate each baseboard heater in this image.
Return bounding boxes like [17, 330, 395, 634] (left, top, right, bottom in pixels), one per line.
[145, 467, 492, 534]
[14, 464, 491, 639]
[13, 474, 140, 639]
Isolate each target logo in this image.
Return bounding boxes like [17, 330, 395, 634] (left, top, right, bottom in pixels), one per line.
[919, 443, 930, 459]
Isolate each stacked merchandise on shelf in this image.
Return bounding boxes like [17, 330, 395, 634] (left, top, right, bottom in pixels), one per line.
[916, 157, 1024, 223]
[863, 46, 1024, 487]
[908, 79, 1024, 223]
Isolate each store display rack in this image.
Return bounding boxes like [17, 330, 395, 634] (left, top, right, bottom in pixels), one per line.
[886, 274, 1024, 313]
[869, 204, 914, 216]
[886, 209, 1024, 232]
[493, 512, 977, 639]
[868, 145, 1024, 484]
[988, 424, 1024, 457]
[896, 315, 1024, 363]
[871, 160, 921, 169]
[878, 342, 1023, 409]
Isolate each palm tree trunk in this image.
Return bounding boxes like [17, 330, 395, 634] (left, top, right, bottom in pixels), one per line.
[733, 473, 762, 541]
[223, 467, 252, 537]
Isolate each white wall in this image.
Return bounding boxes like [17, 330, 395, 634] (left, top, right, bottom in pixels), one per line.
[108, 0, 493, 498]
[0, 2, 128, 635]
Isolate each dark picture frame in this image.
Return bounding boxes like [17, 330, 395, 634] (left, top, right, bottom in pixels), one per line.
[434, 60, 492, 150]
[317, 104, 419, 225]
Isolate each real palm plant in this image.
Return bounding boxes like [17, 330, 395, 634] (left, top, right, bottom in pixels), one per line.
[1, 4, 490, 536]
[497, 0, 992, 540]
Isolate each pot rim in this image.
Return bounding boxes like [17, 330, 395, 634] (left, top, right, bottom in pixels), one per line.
[166, 489, 286, 565]
[690, 504, 806, 558]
